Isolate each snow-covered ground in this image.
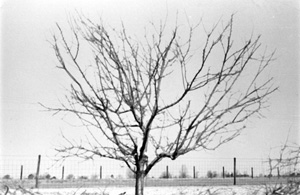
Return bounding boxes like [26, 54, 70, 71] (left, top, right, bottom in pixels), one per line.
[27, 186, 266, 195]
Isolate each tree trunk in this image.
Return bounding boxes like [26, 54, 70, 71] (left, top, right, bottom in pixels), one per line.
[135, 170, 146, 195]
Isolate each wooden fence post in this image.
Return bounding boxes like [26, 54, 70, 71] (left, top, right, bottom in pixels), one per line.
[277, 167, 280, 178]
[20, 165, 23, 180]
[193, 166, 196, 179]
[61, 166, 65, 180]
[233, 157, 236, 185]
[251, 167, 253, 178]
[222, 166, 225, 179]
[166, 166, 169, 178]
[100, 166, 102, 179]
[35, 155, 41, 188]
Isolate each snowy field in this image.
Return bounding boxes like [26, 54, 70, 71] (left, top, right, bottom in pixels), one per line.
[14, 186, 267, 195]
[2, 178, 295, 194]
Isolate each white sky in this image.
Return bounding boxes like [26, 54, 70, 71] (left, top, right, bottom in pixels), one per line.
[0, 0, 299, 174]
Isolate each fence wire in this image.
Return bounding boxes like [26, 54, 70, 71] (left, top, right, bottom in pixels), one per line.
[0, 155, 299, 189]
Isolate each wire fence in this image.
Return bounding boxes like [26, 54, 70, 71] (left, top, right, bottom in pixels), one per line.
[1, 155, 299, 189]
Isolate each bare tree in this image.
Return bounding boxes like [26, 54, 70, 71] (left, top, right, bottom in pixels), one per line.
[45, 14, 277, 195]
[265, 138, 300, 194]
[267, 133, 300, 177]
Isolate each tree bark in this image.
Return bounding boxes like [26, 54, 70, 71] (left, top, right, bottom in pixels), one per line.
[135, 170, 146, 195]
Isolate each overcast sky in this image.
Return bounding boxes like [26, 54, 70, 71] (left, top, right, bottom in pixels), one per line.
[0, 0, 299, 168]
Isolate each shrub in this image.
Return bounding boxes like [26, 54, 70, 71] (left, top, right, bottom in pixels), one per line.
[28, 173, 35, 179]
[78, 175, 88, 180]
[66, 174, 75, 180]
[237, 171, 249, 177]
[40, 173, 51, 180]
[207, 170, 217, 178]
[159, 171, 172, 179]
[225, 172, 232, 177]
[264, 180, 300, 194]
[3, 174, 11, 179]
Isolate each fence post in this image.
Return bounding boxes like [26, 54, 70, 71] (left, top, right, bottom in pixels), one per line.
[277, 167, 280, 178]
[193, 166, 196, 179]
[20, 165, 23, 180]
[233, 157, 236, 185]
[35, 155, 41, 188]
[222, 166, 225, 179]
[251, 167, 253, 179]
[61, 166, 65, 180]
[100, 166, 102, 179]
[166, 166, 169, 179]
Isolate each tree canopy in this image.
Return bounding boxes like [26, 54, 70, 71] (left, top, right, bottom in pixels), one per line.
[46, 14, 277, 195]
